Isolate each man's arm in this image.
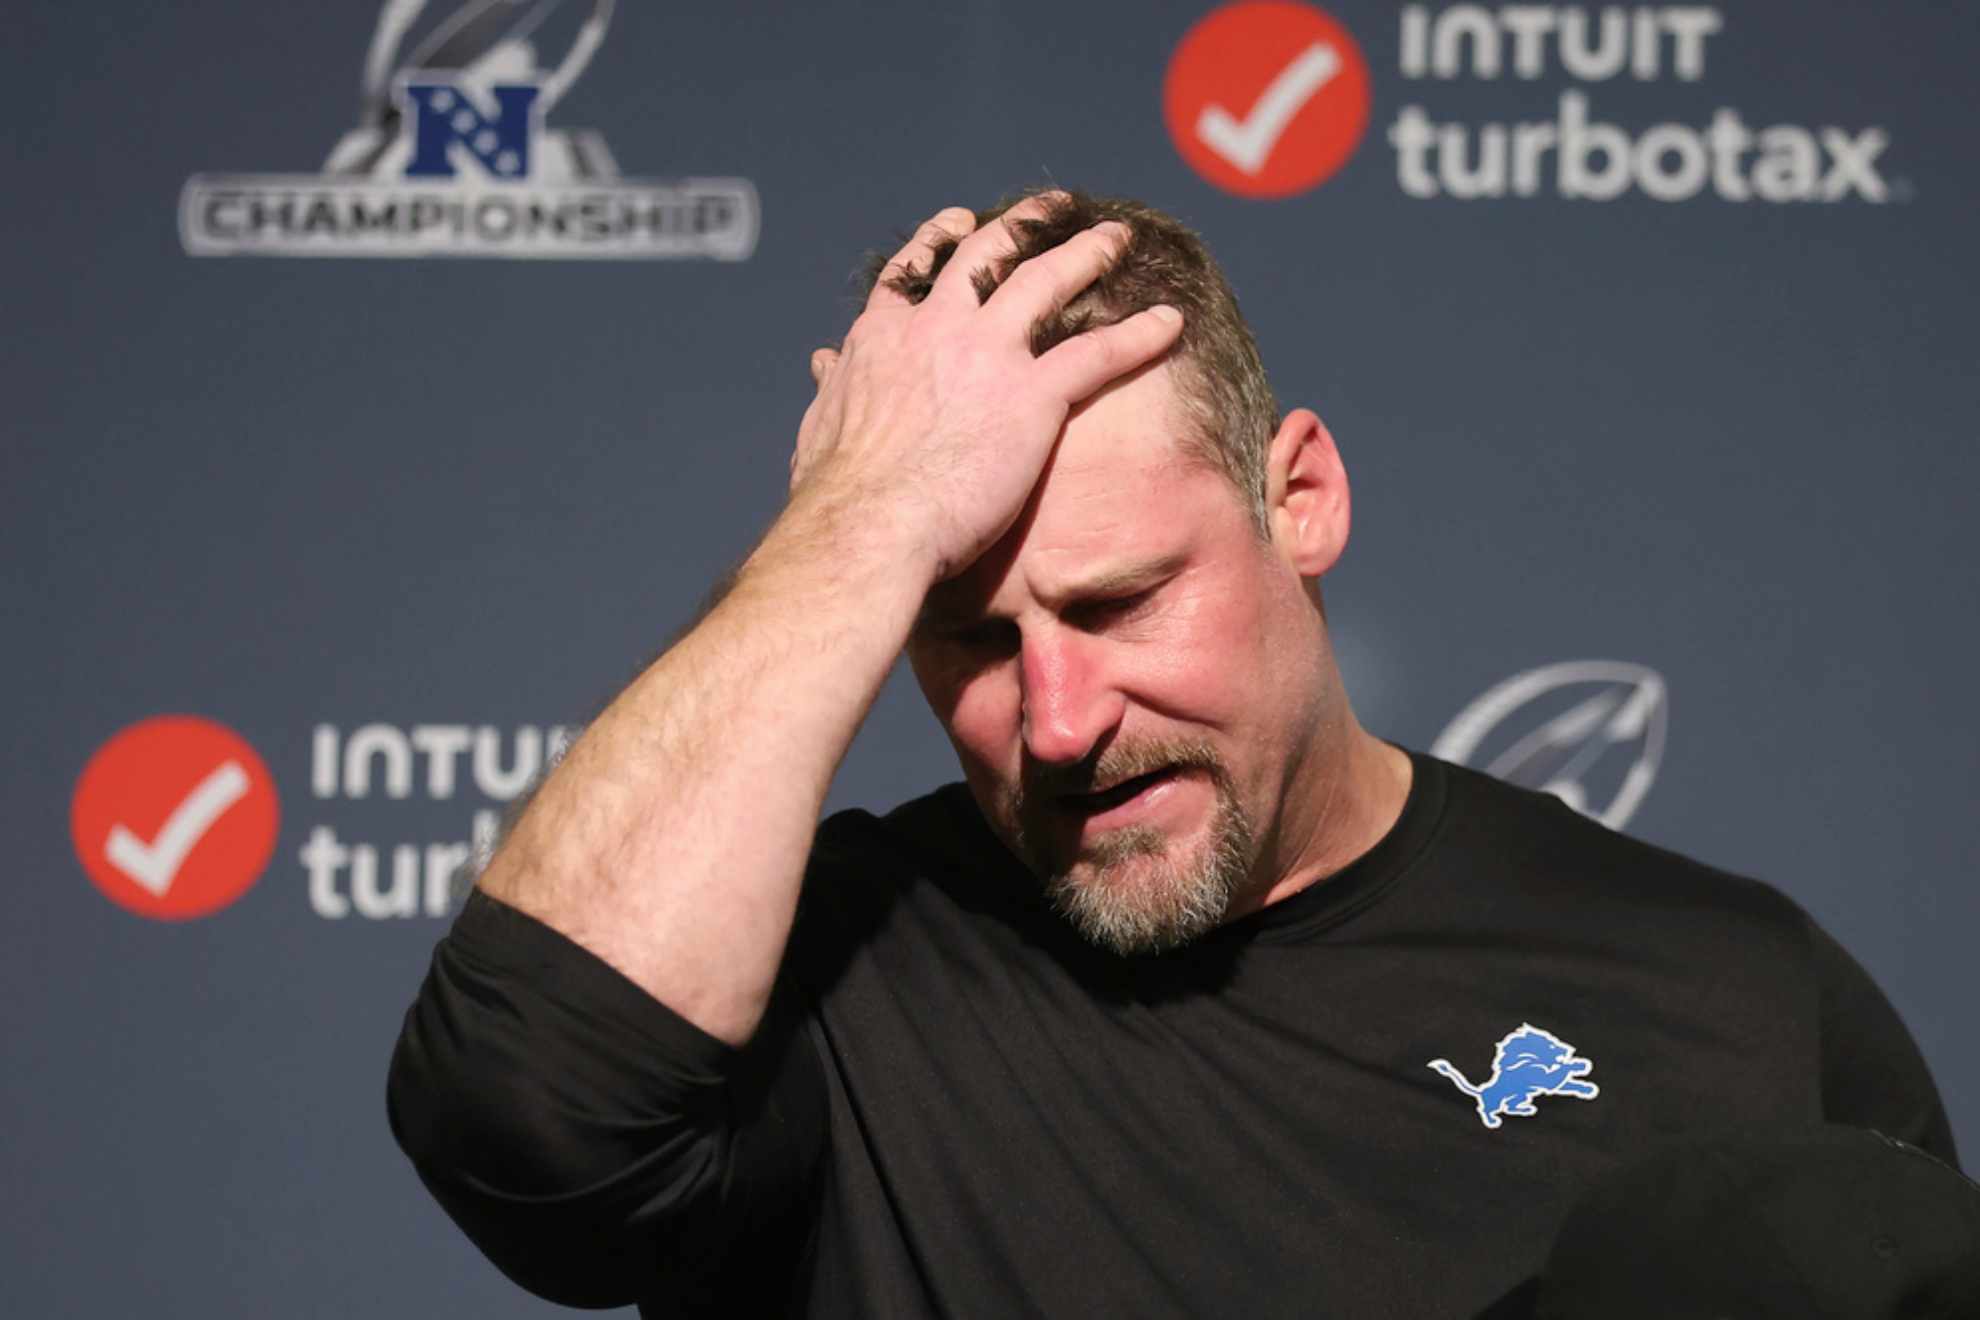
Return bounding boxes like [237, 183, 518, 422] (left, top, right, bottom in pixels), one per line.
[474, 199, 1183, 1046]
[476, 505, 924, 1046]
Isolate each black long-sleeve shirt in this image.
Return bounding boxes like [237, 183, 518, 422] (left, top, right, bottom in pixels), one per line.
[388, 751, 1957, 1316]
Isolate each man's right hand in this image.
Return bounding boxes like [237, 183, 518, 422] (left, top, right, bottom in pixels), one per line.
[788, 195, 1185, 586]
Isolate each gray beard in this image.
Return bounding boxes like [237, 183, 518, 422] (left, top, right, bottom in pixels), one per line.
[1008, 743, 1257, 956]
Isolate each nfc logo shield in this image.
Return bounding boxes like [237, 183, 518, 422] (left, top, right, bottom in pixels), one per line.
[402, 82, 540, 179]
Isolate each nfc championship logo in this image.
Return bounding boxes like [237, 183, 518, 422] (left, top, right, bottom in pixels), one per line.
[180, 0, 757, 260]
[1432, 660, 1666, 829]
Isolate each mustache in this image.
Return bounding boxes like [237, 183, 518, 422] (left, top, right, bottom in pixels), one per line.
[1015, 736, 1225, 803]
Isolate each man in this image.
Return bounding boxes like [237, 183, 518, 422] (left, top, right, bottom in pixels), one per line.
[388, 190, 1956, 1317]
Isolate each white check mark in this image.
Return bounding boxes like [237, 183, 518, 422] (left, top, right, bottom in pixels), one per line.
[104, 760, 250, 897]
[1195, 43, 1341, 175]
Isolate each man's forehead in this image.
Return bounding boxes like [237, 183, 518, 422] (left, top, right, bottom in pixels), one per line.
[923, 474, 1228, 623]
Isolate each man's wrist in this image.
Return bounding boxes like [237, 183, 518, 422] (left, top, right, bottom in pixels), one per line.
[766, 482, 943, 597]
[717, 491, 934, 651]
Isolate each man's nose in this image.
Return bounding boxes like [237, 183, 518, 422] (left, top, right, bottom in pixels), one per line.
[1019, 626, 1124, 766]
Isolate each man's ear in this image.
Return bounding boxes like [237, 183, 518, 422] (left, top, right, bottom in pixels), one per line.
[1264, 408, 1350, 578]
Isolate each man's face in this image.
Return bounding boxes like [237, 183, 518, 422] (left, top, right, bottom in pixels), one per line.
[906, 362, 1327, 955]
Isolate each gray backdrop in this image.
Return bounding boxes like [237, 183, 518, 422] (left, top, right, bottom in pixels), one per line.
[6, 1, 1976, 1314]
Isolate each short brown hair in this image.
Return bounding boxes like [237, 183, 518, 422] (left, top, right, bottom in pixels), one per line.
[860, 189, 1280, 528]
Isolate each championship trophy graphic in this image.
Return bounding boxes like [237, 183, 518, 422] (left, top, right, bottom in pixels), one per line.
[182, 0, 758, 260]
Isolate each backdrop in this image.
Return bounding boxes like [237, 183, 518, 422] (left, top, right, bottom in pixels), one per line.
[7, 1, 1976, 1314]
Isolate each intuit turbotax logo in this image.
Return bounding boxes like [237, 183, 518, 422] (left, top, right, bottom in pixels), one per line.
[180, 0, 758, 259]
[72, 715, 574, 922]
[1166, 3, 1897, 204]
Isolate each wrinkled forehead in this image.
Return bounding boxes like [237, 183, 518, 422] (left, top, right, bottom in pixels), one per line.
[1045, 357, 1246, 527]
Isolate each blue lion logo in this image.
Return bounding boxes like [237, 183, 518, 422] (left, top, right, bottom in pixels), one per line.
[1428, 1024, 1599, 1130]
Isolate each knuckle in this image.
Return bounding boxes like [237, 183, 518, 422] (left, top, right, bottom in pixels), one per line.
[846, 308, 893, 342]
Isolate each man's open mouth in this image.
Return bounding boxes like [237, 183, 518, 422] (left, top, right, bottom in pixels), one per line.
[1059, 766, 1180, 815]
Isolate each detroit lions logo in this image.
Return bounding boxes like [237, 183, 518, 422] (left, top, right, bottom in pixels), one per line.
[1428, 1024, 1599, 1130]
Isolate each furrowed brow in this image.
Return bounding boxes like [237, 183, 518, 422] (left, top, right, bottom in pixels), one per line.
[914, 552, 1188, 633]
[1046, 552, 1188, 606]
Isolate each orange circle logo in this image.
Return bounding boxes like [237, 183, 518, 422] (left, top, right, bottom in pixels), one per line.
[70, 715, 280, 920]
[1163, 1, 1372, 199]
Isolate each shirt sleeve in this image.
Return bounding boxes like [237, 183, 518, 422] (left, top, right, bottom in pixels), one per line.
[1805, 916, 1960, 1170]
[385, 889, 829, 1312]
